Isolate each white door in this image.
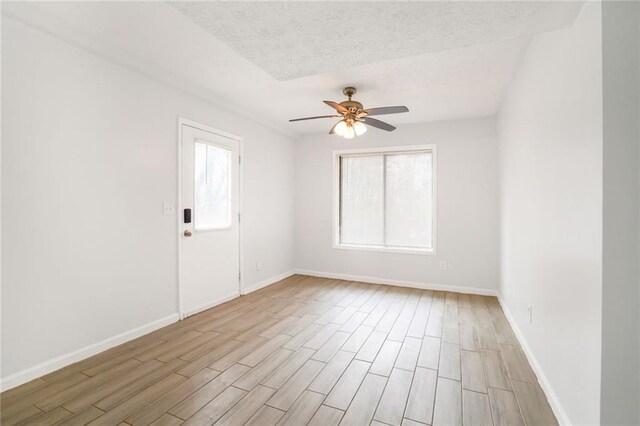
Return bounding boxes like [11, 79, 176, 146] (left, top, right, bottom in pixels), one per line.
[179, 122, 240, 318]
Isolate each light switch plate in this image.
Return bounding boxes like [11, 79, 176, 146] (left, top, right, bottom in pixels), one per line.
[163, 202, 176, 215]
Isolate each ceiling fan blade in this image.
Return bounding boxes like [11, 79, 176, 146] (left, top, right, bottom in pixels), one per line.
[362, 117, 396, 132]
[363, 106, 409, 116]
[289, 115, 340, 122]
[323, 101, 349, 114]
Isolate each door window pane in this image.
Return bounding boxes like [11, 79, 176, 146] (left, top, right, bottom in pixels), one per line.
[194, 142, 231, 230]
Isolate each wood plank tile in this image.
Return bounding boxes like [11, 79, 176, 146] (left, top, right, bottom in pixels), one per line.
[332, 306, 359, 325]
[370, 340, 402, 376]
[63, 360, 165, 412]
[234, 348, 293, 391]
[406, 291, 432, 338]
[425, 293, 445, 337]
[87, 374, 186, 426]
[405, 367, 437, 425]
[208, 336, 268, 371]
[282, 323, 323, 351]
[433, 378, 462, 426]
[312, 331, 350, 362]
[213, 385, 275, 425]
[169, 364, 250, 420]
[309, 405, 344, 426]
[235, 317, 280, 342]
[260, 317, 299, 339]
[339, 311, 368, 333]
[501, 346, 537, 383]
[308, 350, 355, 394]
[156, 332, 221, 362]
[181, 386, 246, 425]
[477, 326, 500, 351]
[2, 405, 42, 426]
[176, 339, 242, 377]
[0, 277, 555, 426]
[417, 336, 441, 370]
[402, 419, 428, 426]
[438, 343, 461, 380]
[261, 348, 315, 389]
[462, 390, 492, 426]
[136, 331, 202, 362]
[150, 414, 184, 426]
[355, 331, 387, 362]
[395, 336, 422, 371]
[303, 323, 340, 350]
[373, 368, 413, 425]
[461, 350, 487, 393]
[324, 360, 371, 410]
[245, 406, 285, 426]
[512, 380, 558, 426]
[339, 374, 387, 426]
[266, 360, 325, 411]
[0, 379, 47, 402]
[487, 388, 524, 426]
[460, 324, 480, 351]
[238, 334, 290, 367]
[35, 359, 142, 411]
[388, 291, 420, 341]
[341, 325, 374, 353]
[2, 373, 88, 421]
[481, 349, 512, 391]
[20, 406, 71, 425]
[277, 390, 325, 425]
[127, 368, 220, 425]
[94, 358, 187, 411]
[57, 406, 105, 426]
[178, 331, 238, 361]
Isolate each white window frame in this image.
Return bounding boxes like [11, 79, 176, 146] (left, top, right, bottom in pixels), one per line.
[332, 145, 437, 255]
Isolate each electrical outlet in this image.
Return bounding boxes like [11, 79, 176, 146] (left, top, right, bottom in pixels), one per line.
[256, 261, 262, 271]
[528, 305, 533, 324]
[439, 260, 447, 271]
[162, 202, 176, 215]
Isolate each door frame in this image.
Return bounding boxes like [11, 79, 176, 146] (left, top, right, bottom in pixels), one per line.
[177, 117, 244, 320]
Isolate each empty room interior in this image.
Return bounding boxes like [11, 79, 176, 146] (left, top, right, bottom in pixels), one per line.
[1, 1, 639, 426]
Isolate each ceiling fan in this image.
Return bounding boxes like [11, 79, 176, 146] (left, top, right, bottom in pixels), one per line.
[289, 87, 409, 139]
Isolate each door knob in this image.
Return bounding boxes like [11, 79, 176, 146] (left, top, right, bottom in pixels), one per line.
[184, 230, 193, 237]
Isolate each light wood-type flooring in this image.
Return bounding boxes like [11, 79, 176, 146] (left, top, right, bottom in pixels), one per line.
[0, 275, 558, 426]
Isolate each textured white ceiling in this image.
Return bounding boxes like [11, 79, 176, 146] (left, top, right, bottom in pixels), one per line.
[5, 1, 584, 135]
[172, 1, 584, 81]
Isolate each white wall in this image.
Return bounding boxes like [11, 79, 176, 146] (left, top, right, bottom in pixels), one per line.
[601, 1, 640, 424]
[1, 16, 295, 382]
[497, 3, 602, 425]
[295, 118, 500, 293]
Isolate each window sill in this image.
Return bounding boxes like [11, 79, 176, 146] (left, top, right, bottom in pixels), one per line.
[332, 243, 436, 256]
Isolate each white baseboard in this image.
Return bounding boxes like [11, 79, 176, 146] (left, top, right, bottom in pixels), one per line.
[497, 296, 571, 426]
[243, 270, 296, 295]
[0, 313, 179, 392]
[294, 269, 498, 296]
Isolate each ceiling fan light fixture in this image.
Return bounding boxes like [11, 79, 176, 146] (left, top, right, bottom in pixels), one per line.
[333, 120, 348, 136]
[288, 87, 409, 137]
[343, 123, 355, 139]
[353, 121, 367, 136]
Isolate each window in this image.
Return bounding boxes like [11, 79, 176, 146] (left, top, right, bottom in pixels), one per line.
[335, 145, 436, 254]
[194, 141, 231, 230]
